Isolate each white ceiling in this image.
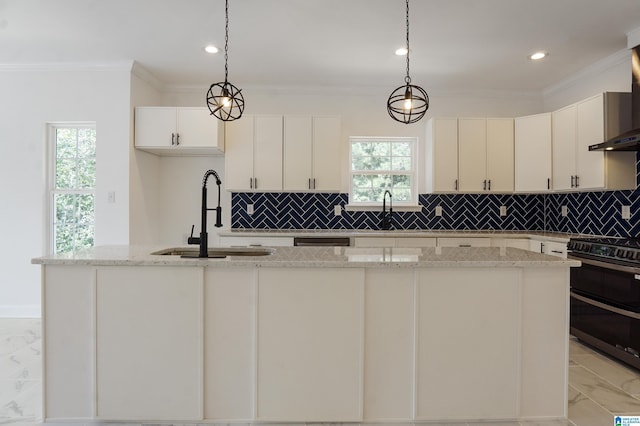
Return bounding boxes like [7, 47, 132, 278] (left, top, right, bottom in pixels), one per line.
[2, 0, 640, 93]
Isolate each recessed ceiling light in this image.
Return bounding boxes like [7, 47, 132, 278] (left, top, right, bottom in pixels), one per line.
[204, 45, 219, 54]
[529, 51, 547, 60]
[395, 47, 408, 56]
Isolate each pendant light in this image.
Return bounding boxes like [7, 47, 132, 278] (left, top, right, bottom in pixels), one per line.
[387, 0, 429, 124]
[207, 0, 245, 121]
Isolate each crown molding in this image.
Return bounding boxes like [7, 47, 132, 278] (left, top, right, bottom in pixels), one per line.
[627, 26, 640, 49]
[0, 60, 134, 72]
[542, 48, 631, 98]
[131, 61, 165, 91]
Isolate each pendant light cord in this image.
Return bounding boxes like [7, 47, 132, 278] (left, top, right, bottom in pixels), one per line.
[405, 0, 411, 84]
[224, 0, 229, 82]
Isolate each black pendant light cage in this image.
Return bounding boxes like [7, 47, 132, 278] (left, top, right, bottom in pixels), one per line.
[387, 0, 429, 124]
[207, 0, 245, 121]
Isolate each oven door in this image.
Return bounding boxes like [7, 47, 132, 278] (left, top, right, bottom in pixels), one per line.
[569, 255, 640, 368]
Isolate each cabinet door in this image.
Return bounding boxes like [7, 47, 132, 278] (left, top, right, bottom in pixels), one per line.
[552, 105, 577, 190]
[437, 237, 491, 247]
[254, 115, 283, 191]
[96, 267, 202, 420]
[313, 116, 342, 191]
[283, 116, 313, 191]
[576, 94, 605, 189]
[486, 118, 514, 192]
[177, 107, 224, 150]
[514, 113, 552, 192]
[257, 268, 364, 421]
[225, 115, 255, 191]
[431, 118, 458, 192]
[458, 118, 487, 192]
[416, 268, 519, 420]
[134, 107, 177, 148]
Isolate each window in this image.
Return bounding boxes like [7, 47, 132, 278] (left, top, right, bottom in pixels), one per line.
[349, 136, 418, 205]
[49, 124, 96, 254]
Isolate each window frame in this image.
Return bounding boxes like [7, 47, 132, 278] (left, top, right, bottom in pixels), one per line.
[348, 136, 419, 207]
[47, 122, 96, 255]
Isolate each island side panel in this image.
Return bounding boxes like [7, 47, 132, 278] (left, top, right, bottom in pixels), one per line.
[95, 266, 203, 421]
[256, 267, 365, 422]
[204, 268, 256, 420]
[43, 265, 95, 420]
[415, 268, 520, 421]
[363, 268, 415, 420]
[520, 268, 569, 419]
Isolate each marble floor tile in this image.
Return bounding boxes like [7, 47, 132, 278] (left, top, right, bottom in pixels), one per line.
[569, 338, 596, 357]
[569, 366, 640, 413]
[567, 384, 614, 426]
[571, 352, 640, 396]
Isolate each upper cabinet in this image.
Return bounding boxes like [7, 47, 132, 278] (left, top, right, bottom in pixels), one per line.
[515, 113, 552, 192]
[225, 115, 283, 191]
[458, 118, 514, 192]
[226, 114, 342, 192]
[425, 118, 459, 192]
[552, 92, 635, 191]
[426, 117, 513, 193]
[283, 116, 341, 191]
[134, 107, 224, 155]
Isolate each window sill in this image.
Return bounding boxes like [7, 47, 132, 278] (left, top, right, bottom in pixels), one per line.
[345, 204, 423, 212]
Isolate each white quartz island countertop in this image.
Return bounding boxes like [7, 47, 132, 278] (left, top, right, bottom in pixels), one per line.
[32, 244, 580, 268]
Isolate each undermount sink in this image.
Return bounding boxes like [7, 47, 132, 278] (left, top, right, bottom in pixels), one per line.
[152, 247, 274, 258]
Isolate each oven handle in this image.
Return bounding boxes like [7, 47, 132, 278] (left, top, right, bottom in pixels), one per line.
[571, 291, 640, 320]
[568, 254, 640, 275]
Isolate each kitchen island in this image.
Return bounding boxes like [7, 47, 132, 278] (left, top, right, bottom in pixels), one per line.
[33, 245, 579, 425]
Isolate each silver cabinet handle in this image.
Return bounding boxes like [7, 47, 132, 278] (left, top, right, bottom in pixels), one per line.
[547, 178, 550, 190]
[571, 175, 575, 188]
[254, 178, 257, 189]
[483, 180, 487, 191]
[249, 178, 253, 189]
[575, 175, 579, 188]
[455, 179, 458, 191]
[176, 133, 180, 145]
[171, 133, 175, 145]
[313, 178, 316, 189]
[488, 179, 491, 191]
[308, 178, 311, 189]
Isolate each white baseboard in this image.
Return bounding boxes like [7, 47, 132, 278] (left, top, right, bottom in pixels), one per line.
[0, 304, 41, 318]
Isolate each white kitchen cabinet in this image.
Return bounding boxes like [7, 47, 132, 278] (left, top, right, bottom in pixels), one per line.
[256, 268, 364, 421]
[96, 266, 202, 420]
[134, 107, 224, 155]
[219, 235, 294, 247]
[437, 237, 491, 247]
[284, 115, 341, 191]
[552, 93, 635, 191]
[542, 241, 567, 258]
[364, 269, 414, 419]
[425, 118, 459, 192]
[225, 114, 283, 191]
[43, 266, 95, 420]
[204, 268, 255, 420]
[491, 238, 531, 250]
[458, 118, 514, 192]
[354, 236, 436, 248]
[515, 113, 552, 192]
[416, 268, 519, 420]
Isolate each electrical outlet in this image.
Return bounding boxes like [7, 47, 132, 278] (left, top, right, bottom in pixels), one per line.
[334, 205, 342, 216]
[435, 205, 442, 217]
[247, 204, 254, 215]
[500, 206, 507, 217]
[561, 205, 568, 217]
[107, 191, 116, 203]
[622, 205, 631, 220]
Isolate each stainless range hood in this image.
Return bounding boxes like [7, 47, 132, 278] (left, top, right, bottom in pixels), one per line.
[589, 45, 640, 151]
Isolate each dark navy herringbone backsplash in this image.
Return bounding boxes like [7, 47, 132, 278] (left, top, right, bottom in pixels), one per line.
[231, 152, 640, 237]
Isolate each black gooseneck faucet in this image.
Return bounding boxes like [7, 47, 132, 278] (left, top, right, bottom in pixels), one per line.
[381, 189, 393, 230]
[188, 169, 223, 258]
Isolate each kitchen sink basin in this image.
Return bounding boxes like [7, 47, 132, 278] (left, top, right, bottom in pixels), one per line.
[152, 247, 274, 257]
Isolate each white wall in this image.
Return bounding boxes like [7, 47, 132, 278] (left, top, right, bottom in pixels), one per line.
[0, 66, 131, 317]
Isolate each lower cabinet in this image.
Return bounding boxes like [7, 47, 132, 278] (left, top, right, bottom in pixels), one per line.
[256, 268, 364, 421]
[96, 267, 203, 420]
[416, 268, 519, 420]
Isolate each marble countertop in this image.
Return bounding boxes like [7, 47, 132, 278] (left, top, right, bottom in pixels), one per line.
[32, 245, 580, 268]
[219, 229, 582, 243]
